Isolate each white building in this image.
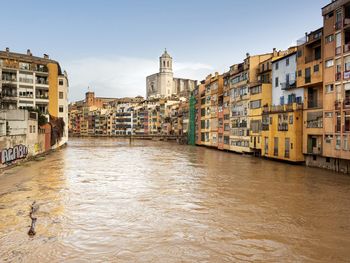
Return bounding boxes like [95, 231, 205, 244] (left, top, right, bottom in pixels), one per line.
[146, 50, 197, 99]
[271, 51, 303, 105]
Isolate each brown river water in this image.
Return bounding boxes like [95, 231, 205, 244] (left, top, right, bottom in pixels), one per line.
[0, 138, 350, 262]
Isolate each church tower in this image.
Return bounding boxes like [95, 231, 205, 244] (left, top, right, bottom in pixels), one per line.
[159, 49, 173, 73]
[158, 49, 174, 97]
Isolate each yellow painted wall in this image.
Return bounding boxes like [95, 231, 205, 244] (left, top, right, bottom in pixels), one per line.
[261, 107, 304, 162]
[48, 63, 59, 117]
[249, 83, 272, 150]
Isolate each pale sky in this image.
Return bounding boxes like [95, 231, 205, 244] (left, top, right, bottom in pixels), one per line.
[0, 0, 329, 101]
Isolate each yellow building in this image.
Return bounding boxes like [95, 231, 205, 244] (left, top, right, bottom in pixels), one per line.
[261, 103, 304, 162]
[261, 47, 304, 162]
[229, 53, 272, 153]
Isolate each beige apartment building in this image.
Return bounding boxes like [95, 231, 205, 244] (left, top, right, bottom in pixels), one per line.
[317, 0, 350, 172]
[229, 53, 272, 153]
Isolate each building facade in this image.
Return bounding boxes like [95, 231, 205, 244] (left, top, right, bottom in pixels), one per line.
[146, 50, 197, 99]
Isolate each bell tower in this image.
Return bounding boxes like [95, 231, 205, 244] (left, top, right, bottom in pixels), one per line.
[159, 48, 173, 73]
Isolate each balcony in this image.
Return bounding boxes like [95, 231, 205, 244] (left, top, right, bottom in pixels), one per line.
[19, 78, 34, 84]
[306, 118, 323, 128]
[36, 66, 49, 73]
[278, 123, 288, 131]
[1, 75, 17, 83]
[305, 55, 321, 64]
[36, 94, 49, 100]
[281, 81, 296, 90]
[1, 92, 17, 100]
[36, 78, 49, 85]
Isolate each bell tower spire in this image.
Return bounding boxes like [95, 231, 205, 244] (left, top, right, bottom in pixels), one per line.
[159, 48, 172, 73]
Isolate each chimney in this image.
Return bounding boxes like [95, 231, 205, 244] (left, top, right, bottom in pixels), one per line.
[246, 52, 250, 58]
[27, 49, 32, 56]
[5, 47, 9, 52]
[43, 54, 49, 59]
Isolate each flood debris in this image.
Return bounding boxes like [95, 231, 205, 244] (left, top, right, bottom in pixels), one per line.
[28, 201, 38, 237]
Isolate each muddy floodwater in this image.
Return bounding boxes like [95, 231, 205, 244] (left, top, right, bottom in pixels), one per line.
[0, 138, 350, 262]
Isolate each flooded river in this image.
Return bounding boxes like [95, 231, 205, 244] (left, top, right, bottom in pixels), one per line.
[0, 138, 350, 262]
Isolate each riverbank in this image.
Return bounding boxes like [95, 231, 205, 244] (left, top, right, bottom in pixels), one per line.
[0, 143, 67, 172]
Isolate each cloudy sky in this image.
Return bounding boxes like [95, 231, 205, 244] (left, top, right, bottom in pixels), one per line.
[1, 0, 329, 101]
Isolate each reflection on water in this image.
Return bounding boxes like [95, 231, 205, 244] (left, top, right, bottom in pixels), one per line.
[0, 138, 350, 262]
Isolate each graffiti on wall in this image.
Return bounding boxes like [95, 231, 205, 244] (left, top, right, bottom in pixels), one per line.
[0, 145, 28, 165]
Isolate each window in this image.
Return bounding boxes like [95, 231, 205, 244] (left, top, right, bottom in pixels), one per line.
[285, 138, 290, 158]
[298, 70, 302, 77]
[286, 58, 289, 66]
[297, 49, 302, 57]
[289, 115, 293, 124]
[59, 92, 64, 99]
[336, 135, 341, 150]
[286, 73, 290, 84]
[325, 112, 333, 118]
[32, 125, 35, 133]
[325, 11, 334, 19]
[275, 77, 279, 88]
[325, 135, 333, 143]
[326, 84, 334, 93]
[59, 106, 64, 113]
[275, 62, 279, 70]
[326, 59, 334, 68]
[305, 68, 311, 83]
[326, 34, 334, 43]
[274, 137, 278, 156]
[344, 136, 349, 151]
[314, 64, 319, 72]
[250, 85, 261, 95]
[59, 79, 64, 85]
[250, 100, 261, 109]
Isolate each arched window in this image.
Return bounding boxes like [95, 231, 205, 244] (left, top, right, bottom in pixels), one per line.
[163, 61, 165, 67]
[167, 61, 169, 67]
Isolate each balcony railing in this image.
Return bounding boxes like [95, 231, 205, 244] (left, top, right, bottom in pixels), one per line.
[19, 78, 34, 84]
[1, 92, 17, 98]
[232, 122, 247, 128]
[305, 55, 322, 64]
[306, 118, 323, 128]
[278, 123, 288, 131]
[307, 100, 322, 109]
[36, 95, 49, 99]
[36, 79, 49, 85]
[281, 81, 296, 90]
[1, 76, 17, 82]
